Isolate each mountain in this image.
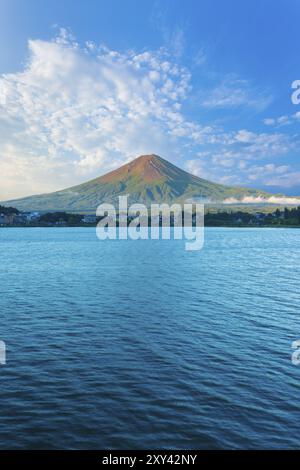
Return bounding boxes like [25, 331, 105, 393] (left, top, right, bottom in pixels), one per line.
[3, 154, 273, 211]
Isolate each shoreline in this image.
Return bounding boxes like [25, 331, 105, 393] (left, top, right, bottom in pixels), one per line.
[1, 224, 299, 229]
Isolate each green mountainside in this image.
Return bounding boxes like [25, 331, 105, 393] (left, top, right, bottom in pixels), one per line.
[3, 154, 275, 211]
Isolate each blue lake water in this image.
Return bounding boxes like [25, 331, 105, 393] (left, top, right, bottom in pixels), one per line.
[0, 227, 299, 449]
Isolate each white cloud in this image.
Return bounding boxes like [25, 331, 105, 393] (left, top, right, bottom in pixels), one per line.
[201, 75, 272, 111]
[223, 196, 300, 205]
[247, 163, 289, 182]
[263, 115, 291, 126]
[263, 111, 300, 127]
[186, 145, 298, 192]
[233, 129, 293, 158]
[264, 171, 300, 189]
[0, 30, 196, 199]
[194, 47, 207, 66]
[235, 129, 255, 143]
[168, 27, 185, 59]
[294, 111, 300, 120]
[185, 159, 215, 180]
[0, 29, 298, 200]
[263, 118, 276, 126]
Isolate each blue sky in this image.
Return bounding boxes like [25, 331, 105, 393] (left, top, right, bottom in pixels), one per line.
[0, 0, 300, 199]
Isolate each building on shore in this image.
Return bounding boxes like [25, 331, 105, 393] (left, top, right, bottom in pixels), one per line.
[82, 214, 97, 224]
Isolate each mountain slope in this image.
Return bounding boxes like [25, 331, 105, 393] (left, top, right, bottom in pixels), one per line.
[3, 154, 273, 211]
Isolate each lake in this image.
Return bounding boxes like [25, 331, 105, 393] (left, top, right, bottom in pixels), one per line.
[0, 227, 299, 449]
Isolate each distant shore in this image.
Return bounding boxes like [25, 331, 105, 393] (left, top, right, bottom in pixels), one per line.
[1, 204, 300, 229]
[1, 225, 300, 229]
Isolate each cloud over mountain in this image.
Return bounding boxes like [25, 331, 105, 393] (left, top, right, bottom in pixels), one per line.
[0, 29, 196, 198]
[0, 29, 298, 200]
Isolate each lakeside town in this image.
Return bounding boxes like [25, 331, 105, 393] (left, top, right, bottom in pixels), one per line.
[1, 204, 300, 228]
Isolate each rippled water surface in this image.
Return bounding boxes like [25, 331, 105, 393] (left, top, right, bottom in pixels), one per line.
[0, 227, 300, 449]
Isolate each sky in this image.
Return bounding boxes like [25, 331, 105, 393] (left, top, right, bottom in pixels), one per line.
[0, 0, 300, 200]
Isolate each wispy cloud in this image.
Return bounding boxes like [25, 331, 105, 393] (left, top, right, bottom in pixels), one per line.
[186, 131, 298, 191]
[193, 47, 207, 66]
[263, 111, 300, 127]
[150, 2, 185, 59]
[201, 75, 272, 111]
[223, 196, 300, 205]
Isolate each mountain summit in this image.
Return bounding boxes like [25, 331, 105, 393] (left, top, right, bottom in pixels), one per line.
[3, 154, 271, 211]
